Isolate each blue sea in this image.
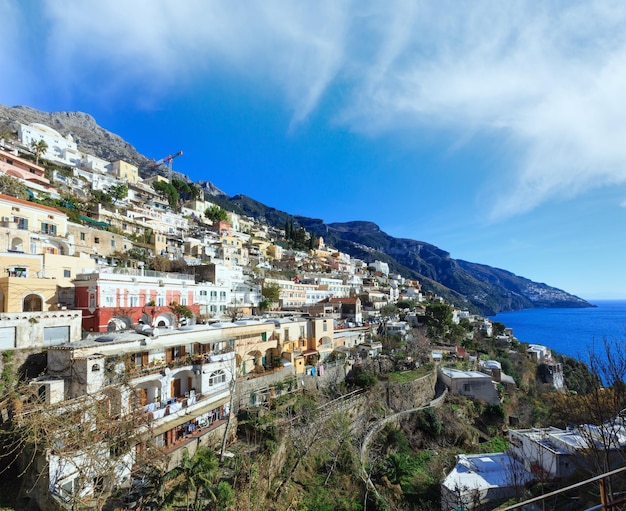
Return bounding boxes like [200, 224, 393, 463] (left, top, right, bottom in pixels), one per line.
[488, 300, 626, 363]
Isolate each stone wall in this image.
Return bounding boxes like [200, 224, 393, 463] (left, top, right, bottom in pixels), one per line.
[233, 361, 351, 411]
[377, 368, 438, 413]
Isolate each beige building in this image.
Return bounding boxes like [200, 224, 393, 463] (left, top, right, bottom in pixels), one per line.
[66, 221, 132, 258]
[0, 195, 100, 311]
[219, 233, 250, 267]
[110, 160, 139, 184]
[0, 260, 58, 313]
[0, 194, 68, 247]
[0, 251, 96, 312]
[265, 316, 335, 373]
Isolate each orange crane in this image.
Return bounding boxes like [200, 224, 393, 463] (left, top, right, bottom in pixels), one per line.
[152, 150, 183, 181]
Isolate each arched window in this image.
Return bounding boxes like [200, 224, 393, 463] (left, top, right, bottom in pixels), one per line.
[23, 294, 43, 312]
[209, 370, 226, 386]
[91, 364, 100, 372]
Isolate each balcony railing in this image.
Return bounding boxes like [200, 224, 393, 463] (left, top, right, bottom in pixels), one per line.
[128, 351, 235, 379]
[500, 465, 626, 511]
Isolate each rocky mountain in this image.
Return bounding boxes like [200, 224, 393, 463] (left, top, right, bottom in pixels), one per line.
[227, 198, 593, 315]
[0, 105, 224, 190]
[1, 105, 592, 315]
[0, 105, 150, 168]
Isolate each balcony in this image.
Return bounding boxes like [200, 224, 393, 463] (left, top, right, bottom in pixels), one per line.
[128, 351, 235, 380]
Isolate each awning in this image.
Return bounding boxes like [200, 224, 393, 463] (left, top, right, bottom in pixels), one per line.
[79, 215, 110, 227]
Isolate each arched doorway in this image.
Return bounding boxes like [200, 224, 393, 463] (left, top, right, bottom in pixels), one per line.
[10, 236, 24, 252]
[23, 294, 43, 312]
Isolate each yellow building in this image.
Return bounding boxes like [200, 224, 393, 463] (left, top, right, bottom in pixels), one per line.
[110, 160, 139, 184]
[0, 256, 58, 312]
[0, 194, 68, 247]
[219, 233, 249, 267]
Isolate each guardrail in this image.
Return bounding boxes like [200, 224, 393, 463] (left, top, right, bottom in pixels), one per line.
[500, 465, 626, 511]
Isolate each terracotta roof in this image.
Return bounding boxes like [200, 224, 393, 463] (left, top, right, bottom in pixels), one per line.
[328, 297, 358, 304]
[0, 193, 64, 215]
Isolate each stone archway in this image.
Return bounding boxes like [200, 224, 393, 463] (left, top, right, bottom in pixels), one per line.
[10, 236, 24, 252]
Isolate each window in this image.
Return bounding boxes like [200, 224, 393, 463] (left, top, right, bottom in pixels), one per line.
[80, 232, 86, 241]
[63, 269, 71, 278]
[94, 237, 100, 244]
[111, 239, 115, 248]
[463, 384, 471, 392]
[43, 326, 69, 346]
[40, 222, 57, 235]
[16, 217, 28, 230]
[0, 327, 16, 350]
[210, 291, 217, 298]
[209, 370, 226, 386]
[199, 290, 207, 296]
[23, 294, 42, 312]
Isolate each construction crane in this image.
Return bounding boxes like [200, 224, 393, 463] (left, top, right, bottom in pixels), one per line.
[152, 150, 183, 182]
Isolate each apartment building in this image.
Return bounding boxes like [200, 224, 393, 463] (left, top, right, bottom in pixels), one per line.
[110, 159, 139, 184]
[73, 268, 199, 332]
[24, 325, 240, 509]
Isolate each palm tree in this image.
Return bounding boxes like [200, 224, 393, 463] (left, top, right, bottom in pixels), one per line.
[382, 452, 413, 487]
[162, 447, 219, 510]
[30, 139, 48, 165]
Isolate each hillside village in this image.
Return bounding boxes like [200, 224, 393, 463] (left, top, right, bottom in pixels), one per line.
[1, 122, 625, 511]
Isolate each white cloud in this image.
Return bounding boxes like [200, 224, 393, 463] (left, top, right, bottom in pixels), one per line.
[337, 1, 626, 220]
[40, 0, 348, 121]
[22, 0, 626, 219]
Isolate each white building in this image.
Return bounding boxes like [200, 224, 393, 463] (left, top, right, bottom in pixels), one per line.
[441, 453, 531, 511]
[438, 367, 500, 405]
[25, 326, 239, 509]
[371, 260, 389, 276]
[18, 123, 82, 167]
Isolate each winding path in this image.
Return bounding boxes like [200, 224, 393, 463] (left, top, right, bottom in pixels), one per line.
[359, 379, 448, 463]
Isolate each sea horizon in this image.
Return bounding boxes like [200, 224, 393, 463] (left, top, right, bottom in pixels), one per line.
[488, 299, 626, 363]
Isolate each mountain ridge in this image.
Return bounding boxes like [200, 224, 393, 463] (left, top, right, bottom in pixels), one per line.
[0, 105, 593, 315]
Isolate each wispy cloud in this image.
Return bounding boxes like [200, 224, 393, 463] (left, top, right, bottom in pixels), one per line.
[38, 0, 348, 122]
[14, 0, 626, 219]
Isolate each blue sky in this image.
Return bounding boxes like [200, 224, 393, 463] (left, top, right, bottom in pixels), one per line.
[3, 0, 626, 300]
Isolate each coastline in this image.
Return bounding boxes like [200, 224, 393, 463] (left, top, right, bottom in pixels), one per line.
[488, 299, 626, 362]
